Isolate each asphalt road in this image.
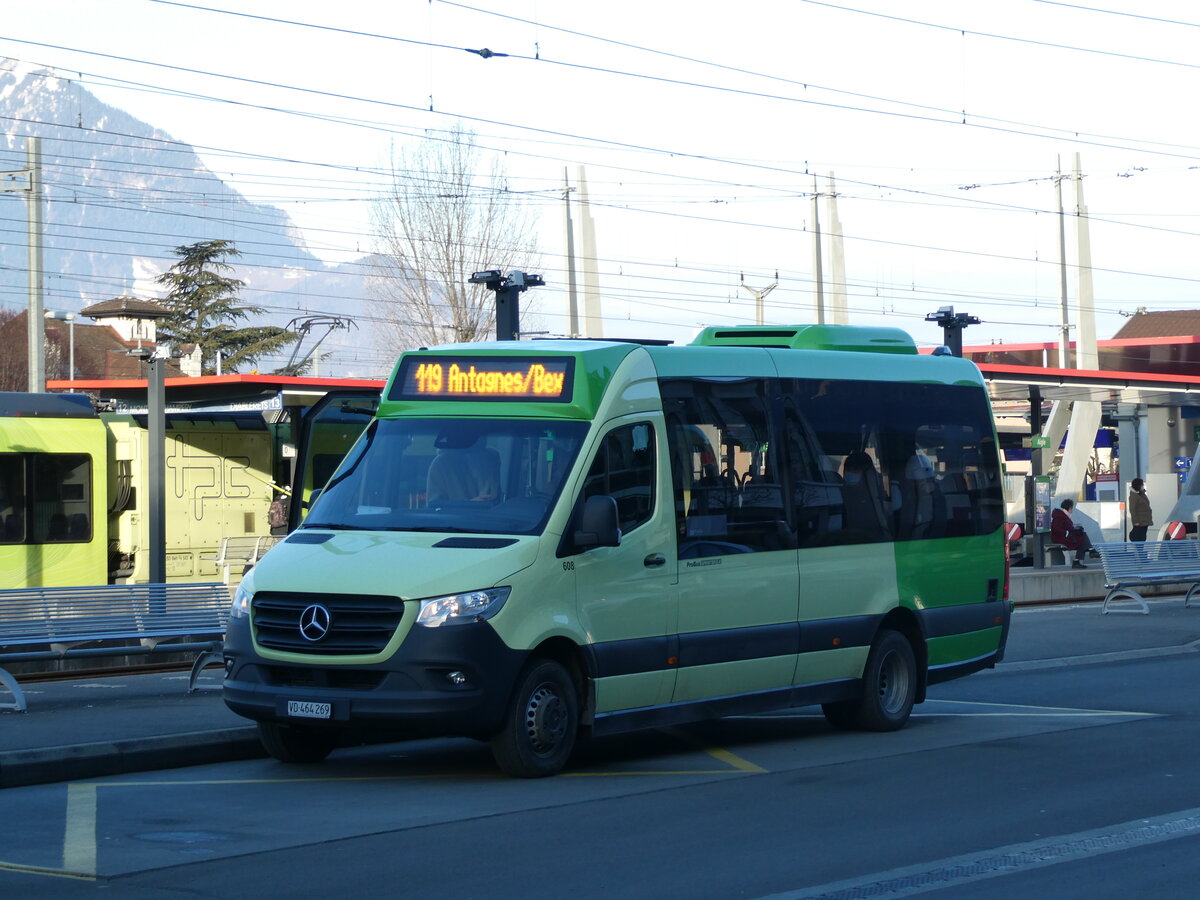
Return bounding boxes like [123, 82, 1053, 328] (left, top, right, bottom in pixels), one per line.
[3, 608, 1200, 898]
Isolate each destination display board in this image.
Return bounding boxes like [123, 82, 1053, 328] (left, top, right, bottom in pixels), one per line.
[390, 356, 575, 402]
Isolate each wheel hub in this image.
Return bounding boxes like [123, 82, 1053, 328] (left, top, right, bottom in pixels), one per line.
[877, 650, 910, 714]
[524, 685, 567, 753]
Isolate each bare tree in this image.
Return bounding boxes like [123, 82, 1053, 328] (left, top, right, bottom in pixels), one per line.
[0, 307, 68, 390]
[369, 125, 539, 350]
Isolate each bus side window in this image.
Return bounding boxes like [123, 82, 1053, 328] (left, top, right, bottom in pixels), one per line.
[886, 386, 1004, 540]
[662, 378, 787, 556]
[581, 423, 655, 535]
[788, 378, 892, 546]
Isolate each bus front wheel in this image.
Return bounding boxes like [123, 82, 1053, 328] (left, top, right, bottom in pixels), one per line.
[491, 659, 579, 778]
[822, 629, 916, 732]
[258, 721, 339, 763]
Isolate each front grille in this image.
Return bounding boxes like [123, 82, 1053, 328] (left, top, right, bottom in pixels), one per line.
[264, 666, 387, 690]
[252, 591, 408, 655]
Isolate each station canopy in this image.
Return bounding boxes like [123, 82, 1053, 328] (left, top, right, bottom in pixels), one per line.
[47, 373, 386, 415]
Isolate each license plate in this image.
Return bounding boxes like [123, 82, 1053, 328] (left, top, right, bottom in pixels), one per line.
[287, 700, 331, 720]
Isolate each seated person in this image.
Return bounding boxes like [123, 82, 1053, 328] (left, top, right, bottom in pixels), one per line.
[426, 447, 501, 505]
[1050, 498, 1093, 568]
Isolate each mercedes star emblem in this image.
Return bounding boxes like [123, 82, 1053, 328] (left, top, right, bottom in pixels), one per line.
[298, 604, 332, 642]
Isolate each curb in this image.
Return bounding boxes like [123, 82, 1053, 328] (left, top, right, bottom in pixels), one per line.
[0, 727, 264, 789]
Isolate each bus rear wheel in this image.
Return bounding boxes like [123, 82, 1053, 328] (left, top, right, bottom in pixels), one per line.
[822, 629, 916, 732]
[258, 721, 339, 763]
[490, 659, 579, 778]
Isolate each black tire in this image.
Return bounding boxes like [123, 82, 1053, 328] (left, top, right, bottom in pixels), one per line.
[858, 629, 917, 731]
[821, 629, 917, 732]
[490, 659, 579, 778]
[258, 721, 339, 763]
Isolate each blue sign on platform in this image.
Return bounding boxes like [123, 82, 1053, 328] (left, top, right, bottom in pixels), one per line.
[1174, 457, 1192, 470]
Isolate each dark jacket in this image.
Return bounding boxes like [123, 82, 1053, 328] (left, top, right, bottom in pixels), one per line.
[1051, 507, 1087, 549]
[1128, 489, 1153, 528]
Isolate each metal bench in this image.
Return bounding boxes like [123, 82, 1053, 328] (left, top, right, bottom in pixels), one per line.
[0, 582, 231, 712]
[1094, 541, 1200, 615]
[200, 535, 281, 585]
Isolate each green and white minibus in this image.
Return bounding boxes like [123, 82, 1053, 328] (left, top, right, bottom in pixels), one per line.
[223, 325, 1010, 777]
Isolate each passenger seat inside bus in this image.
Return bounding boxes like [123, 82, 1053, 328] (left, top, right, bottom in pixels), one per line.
[840, 451, 890, 540]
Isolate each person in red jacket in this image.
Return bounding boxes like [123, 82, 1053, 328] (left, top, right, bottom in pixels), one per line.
[1051, 498, 1093, 568]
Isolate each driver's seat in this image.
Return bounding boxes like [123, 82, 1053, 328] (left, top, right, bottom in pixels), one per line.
[426, 448, 501, 504]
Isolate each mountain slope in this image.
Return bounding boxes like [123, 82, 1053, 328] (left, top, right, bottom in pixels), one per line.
[0, 61, 381, 376]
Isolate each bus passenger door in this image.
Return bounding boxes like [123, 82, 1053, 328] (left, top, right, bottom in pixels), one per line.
[573, 418, 678, 715]
[290, 389, 380, 530]
[663, 380, 800, 705]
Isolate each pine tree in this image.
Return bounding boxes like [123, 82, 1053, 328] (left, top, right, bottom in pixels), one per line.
[156, 240, 297, 374]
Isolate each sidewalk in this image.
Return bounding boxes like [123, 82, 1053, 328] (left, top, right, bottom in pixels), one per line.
[0, 670, 261, 788]
[3, 586, 1200, 788]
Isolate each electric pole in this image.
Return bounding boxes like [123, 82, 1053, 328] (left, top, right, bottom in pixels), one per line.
[740, 274, 778, 327]
[1055, 157, 1071, 369]
[1, 136, 44, 392]
[812, 175, 825, 325]
[562, 169, 579, 337]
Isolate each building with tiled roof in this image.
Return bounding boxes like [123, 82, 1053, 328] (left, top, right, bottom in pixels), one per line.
[80, 295, 170, 346]
[0, 299, 192, 389]
[1111, 309, 1200, 341]
[960, 309, 1200, 380]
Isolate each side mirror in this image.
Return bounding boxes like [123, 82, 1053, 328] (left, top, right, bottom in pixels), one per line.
[574, 495, 621, 549]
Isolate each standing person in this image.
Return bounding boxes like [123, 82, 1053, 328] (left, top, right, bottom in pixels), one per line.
[1128, 477, 1153, 542]
[1051, 498, 1093, 569]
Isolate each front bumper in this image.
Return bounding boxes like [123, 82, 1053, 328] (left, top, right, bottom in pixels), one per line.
[222, 614, 527, 738]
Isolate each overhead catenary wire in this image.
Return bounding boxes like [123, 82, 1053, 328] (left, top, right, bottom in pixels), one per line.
[0, 2, 1193, 365]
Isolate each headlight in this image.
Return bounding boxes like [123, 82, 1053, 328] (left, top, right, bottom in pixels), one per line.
[230, 584, 252, 619]
[416, 587, 510, 628]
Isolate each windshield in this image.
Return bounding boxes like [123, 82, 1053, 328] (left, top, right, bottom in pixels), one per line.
[303, 417, 589, 535]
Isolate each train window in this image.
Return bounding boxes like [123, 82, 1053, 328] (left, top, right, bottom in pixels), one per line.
[31, 453, 92, 544]
[0, 454, 25, 544]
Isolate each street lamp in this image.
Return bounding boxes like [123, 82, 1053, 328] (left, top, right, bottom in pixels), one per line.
[468, 270, 545, 341]
[44, 309, 76, 383]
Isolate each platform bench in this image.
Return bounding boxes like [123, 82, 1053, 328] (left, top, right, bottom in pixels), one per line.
[1094, 541, 1200, 615]
[0, 582, 231, 712]
[1044, 542, 1069, 566]
[200, 535, 281, 585]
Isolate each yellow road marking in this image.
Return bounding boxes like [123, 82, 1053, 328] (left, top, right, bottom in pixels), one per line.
[63, 783, 97, 876]
[664, 727, 769, 773]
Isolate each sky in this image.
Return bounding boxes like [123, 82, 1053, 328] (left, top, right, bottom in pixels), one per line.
[2, 0, 1200, 361]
